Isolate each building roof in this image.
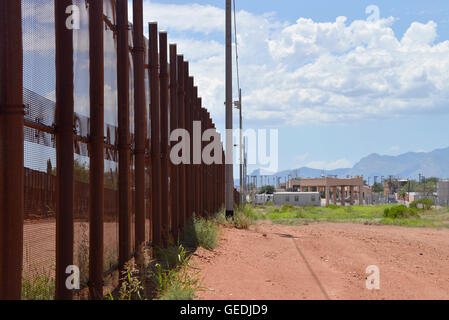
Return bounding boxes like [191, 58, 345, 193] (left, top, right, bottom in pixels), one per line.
[274, 192, 320, 195]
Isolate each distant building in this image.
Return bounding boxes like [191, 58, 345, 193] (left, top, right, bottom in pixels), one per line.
[298, 177, 365, 206]
[254, 194, 273, 205]
[273, 192, 321, 207]
[437, 180, 449, 206]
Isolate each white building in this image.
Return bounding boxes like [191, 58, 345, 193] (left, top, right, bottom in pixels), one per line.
[254, 194, 274, 205]
[273, 192, 321, 207]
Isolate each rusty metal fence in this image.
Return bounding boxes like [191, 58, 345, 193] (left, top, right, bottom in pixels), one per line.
[0, 0, 227, 300]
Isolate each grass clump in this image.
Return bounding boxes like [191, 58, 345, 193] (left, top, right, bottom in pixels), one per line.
[116, 259, 145, 300]
[383, 205, 420, 219]
[22, 268, 55, 300]
[160, 285, 196, 300]
[234, 205, 256, 229]
[183, 215, 219, 250]
[214, 205, 256, 229]
[148, 243, 199, 301]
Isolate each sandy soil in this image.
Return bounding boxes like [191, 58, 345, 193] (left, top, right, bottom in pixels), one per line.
[191, 222, 449, 300]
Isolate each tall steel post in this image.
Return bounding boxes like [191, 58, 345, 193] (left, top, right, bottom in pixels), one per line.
[186, 74, 194, 220]
[169, 45, 179, 241]
[133, 0, 147, 262]
[225, 0, 234, 217]
[193, 87, 200, 216]
[88, 0, 104, 299]
[159, 32, 169, 247]
[117, 0, 131, 268]
[0, 0, 24, 300]
[238, 88, 243, 205]
[149, 23, 162, 248]
[177, 55, 186, 230]
[54, 0, 74, 300]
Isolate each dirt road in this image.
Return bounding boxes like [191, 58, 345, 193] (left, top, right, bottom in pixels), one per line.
[191, 222, 449, 300]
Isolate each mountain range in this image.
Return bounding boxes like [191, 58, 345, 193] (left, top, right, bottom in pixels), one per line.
[243, 146, 449, 186]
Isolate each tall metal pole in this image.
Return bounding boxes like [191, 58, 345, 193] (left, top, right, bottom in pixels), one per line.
[238, 89, 243, 205]
[133, 0, 146, 260]
[177, 55, 186, 231]
[225, 0, 234, 217]
[88, 0, 104, 300]
[117, 0, 131, 268]
[169, 45, 179, 241]
[0, 0, 24, 300]
[159, 32, 169, 247]
[149, 23, 162, 248]
[54, 0, 74, 300]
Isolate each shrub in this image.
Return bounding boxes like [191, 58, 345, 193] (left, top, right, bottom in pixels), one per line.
[384, 205, 420, 219]
[183, 215, 219, 250]
[326, 204, 339, 209]
[234, 205, 256, 229]
[266, 201, 274, 206]
[410, 198, 434, 211]
[156, 244, 189, 269]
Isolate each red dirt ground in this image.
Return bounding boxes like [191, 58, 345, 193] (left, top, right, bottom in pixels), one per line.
[190, 222, 449, 300]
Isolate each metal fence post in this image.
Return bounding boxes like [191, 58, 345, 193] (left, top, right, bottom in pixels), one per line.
[187, 76, 195, 219]
[133, 0, 146, 263]
[169, 45, 179, 241]
[149, 23, 162, 248]
[159, 32, 169, 247]
[192, 86, 199, 217]
[177, 56, 186, 231]
[184, 63, 191, 220]
[198, 98, 202, 216]
[117, 0, 131, 268]
[54, 0, 74, 300]
[88, 0, 104, 299]
[0, 0, 24, 300]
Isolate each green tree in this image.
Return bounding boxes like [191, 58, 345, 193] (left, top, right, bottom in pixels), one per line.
[373, 182, 383, 193]
[259, 185, 275, 194]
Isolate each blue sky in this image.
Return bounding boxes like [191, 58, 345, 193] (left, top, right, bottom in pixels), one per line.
[21, 0, 449, 177]
[135, 0, 449, 177]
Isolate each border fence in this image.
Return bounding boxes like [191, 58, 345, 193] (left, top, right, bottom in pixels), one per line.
[0, 0, 233, 300]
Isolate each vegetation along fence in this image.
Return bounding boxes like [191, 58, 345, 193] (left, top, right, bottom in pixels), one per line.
[0, 0, 233, 300]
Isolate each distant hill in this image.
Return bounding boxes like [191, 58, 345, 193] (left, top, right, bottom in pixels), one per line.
[347, 147, 449, 179]
[239, 146, 449, 187]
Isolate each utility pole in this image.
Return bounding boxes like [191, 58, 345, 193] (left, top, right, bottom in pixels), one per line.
[225, 0, 234, 217]
[235, 89, 243, 204]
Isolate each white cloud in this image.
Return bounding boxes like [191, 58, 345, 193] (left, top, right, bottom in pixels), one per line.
[305, 159, 353, 170]
[138, 2, 449, 128]
[296, 152, 310, 162]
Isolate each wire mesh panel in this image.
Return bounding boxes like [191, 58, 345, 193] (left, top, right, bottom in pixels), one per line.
[72, 0, 90, 298]
[129, 27, 136, 255]
[103, 0, 120, 292]
[144, 38, 151, 245]
[21, 0, 57, 300]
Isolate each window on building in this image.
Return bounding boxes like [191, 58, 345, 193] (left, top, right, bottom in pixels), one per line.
[286, 196, 290, 202]
[311, 196, 316, 201]
[295, 196, 299, 202]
